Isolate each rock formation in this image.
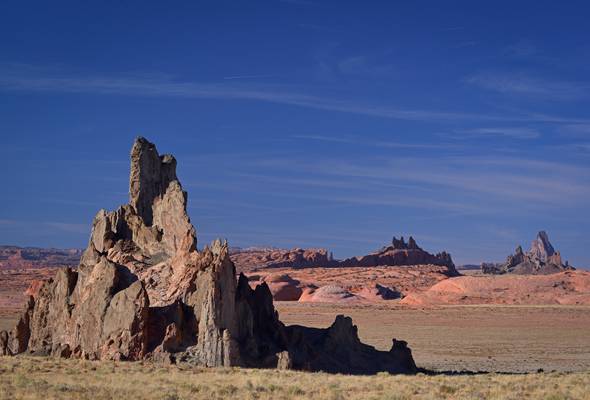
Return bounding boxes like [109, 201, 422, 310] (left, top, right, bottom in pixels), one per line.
[0, 246, 82, 269]
[0, 137, 416, 374]
[400, 270, 590, 306]
[482, 231, 575, 275]
[298, 285, 359, 303]
[338, 236, 457, 276]
[231, 237, 457, 277]
[230, 247, 334, 272]
[247, 273, 305, 301]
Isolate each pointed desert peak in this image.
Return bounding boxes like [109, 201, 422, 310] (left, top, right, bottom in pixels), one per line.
[530, 231, 555, 262]
[129, 137, 178, 226]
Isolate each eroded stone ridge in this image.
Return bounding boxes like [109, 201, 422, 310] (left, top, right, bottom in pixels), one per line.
[231, 236, 457, 277]
[0, 137, 416, 374]
[338, 236, 457, 276]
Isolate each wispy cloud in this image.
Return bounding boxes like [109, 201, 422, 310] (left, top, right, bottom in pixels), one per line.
[0, 70, 485, 121]
[505, 39, 537, 57]
[558, 124, 590, 137]
[466, 72, 590, 100]
[292, 134, 461, 149]
[279, 0, 317, 5]
[223, 74, 276, 80]
[255, 155, 590, 208]
[4, 65, 588, 124]
[452, 127, 541, 139]
[0, 220, 89, 235]
[337, 55, 395, 78]
[451, 41, 478, 49]
[44, 222, 89, 234]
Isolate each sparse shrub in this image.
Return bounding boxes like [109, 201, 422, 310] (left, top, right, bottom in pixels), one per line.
[161, 391, 180, 400]
[288, 385, 305, 396]
[439, 384, 457, 395]
[545, 394, 568, 400]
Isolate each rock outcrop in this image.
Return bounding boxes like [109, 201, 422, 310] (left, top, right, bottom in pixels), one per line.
[400, 270, 590, 306]
[338, 236, 457, 276]
[230, 247, 334, 272]
[298, 285, 360, 303]
[247, 273, 305, 301]
[231, 237, 457, 277]
[482, 231, 575, 275]
[0, 246, 82, 269]
[0, 137, 416, 374]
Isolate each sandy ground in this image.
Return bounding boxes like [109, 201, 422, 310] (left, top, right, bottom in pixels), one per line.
[2, 267, 590, 374]
[276, 302, 590, 373]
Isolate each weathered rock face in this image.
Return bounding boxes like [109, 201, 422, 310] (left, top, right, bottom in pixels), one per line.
[0, 137, 416, 374]
[482, 231, 575, 275]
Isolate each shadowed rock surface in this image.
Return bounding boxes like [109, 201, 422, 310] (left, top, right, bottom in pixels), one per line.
[482, 231, 575, 275]
[0, 137, 416, 374]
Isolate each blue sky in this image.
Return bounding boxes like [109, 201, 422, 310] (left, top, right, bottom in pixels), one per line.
[1, 1, 589, 267]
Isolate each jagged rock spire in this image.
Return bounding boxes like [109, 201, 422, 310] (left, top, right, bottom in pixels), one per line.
[529, 231, 555, 262]
[482, 231, 573, 275]
[0, 137, 417, 374]
[129, 137, 179, 226]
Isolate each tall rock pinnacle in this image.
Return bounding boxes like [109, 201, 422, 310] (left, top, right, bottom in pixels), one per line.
[529, 231, 555, 262]
[0, 137, 417, 374]
[129, 137, 178, 226]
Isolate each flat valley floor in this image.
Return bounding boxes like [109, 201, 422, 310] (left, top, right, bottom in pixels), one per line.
[2, 303, 590, 399]
[275, 302, 590, 373]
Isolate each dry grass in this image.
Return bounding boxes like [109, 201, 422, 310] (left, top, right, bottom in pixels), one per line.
[1, 356, 589, 400]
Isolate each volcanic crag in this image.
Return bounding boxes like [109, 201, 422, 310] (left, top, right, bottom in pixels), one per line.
[482, 231, 575, 275]
[0, 137, 416, 374]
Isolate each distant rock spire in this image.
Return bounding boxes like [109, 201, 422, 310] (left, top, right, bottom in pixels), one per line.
[529, 231, 555, 262]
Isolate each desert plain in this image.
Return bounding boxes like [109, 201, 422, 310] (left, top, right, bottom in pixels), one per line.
[1, 301, 590, 399]
[1, 139, 589, 400]
[2, 265, 590, 400]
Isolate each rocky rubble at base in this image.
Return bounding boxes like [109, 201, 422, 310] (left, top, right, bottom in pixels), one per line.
[0, 137, 416, 374]
[482, 231, 575, 275]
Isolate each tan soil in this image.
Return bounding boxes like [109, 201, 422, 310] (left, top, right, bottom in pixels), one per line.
[276, 302, 590, 373]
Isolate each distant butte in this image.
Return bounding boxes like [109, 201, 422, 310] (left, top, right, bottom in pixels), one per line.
[232, 236, 457, 277]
